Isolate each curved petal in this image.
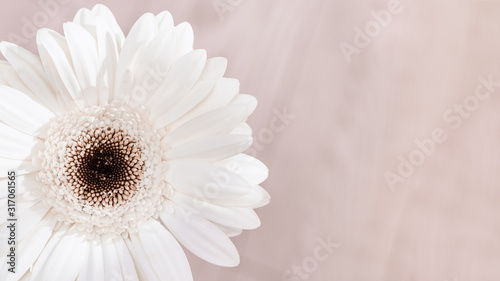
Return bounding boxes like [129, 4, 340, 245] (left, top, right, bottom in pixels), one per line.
[160, 202, 240, 267]
[132, 219, 193, 281]
[129, 29, 175, 106]
[0, 172, 38, 198]
[210, 185, 270, 208]
[170, 191, 261, 230]
[77, 235, 104, 281]
[0, 122, 43, 160]
[0, 85, 55, 138]
[114, 13, 158, 102]
[199, 57, 227, 81]
[31, 225, 88, 281]
[153, 80, 214, 127]
[1, 217, 57, 281]
[16, 201, 51, 242]
[124, 235, 156, 281]
[168, 78, 240, 131]
[113, 236, 140, 281]
[163, 103, 250, 146]
[166, 161, 251, 200]
[101, 235, 125, 281]
[230, 122, 252, 136]
[96, 33, 119, 105]
[172, 22, 194, 60]
[0, 44, 64, 113]
[37, 29, 85, 109]
[165, 134, 252, 162]
[0, 158, 39, 177]
[147, 50, 207, 128]
[214, 223, 243, 238]
[0, 194, 43, 232]
[156, 11, 174, 31]
[92, 4, 125, 46]
[73, 8, 97, 38]
[0, 61, 39, 104]
[73, 4, 125, 48]
[64, 22, 100, 106]
[88, 5, 124, 104]
[215, 154, 269, 186]
[230, 94, 258, 116]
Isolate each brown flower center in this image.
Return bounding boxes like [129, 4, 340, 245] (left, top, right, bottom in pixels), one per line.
[64, 128, 145, 207]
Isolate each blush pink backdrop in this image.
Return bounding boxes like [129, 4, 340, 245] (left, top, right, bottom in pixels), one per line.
[2, 0, 500, 280]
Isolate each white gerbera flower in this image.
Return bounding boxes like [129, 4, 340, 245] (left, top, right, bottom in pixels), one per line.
[0, 4, 269, 281]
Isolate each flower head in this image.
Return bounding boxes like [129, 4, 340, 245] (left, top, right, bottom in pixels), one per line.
[0, 5, 269, 280]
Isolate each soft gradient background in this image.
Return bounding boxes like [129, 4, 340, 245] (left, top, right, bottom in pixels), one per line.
[2, 0, 500, 280]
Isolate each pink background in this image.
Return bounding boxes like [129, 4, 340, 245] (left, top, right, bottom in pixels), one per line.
[2, 0, 500, 280]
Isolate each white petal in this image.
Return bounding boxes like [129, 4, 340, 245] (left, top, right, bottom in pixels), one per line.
[1, 199, 29, 226]
[64, 22, 100, 106]
[113, 236, 140, 281]
[31, 225, 88, 281]
[164, 103, 250, 146]
[0, 44, 64, 113]
[114, 13, 158, 102]
[166, 161, 251, 199]
[91, 6, 124, 104]
[231, 94, 258, 116]
[129, 29, 174, 106]
[32, 226, 88, 280]
[148, 50, 207, 128]
[0, 187, 41, 224]
[172, 22, 194, 60]
[73, 5, 125, 47]
[92, 4, 125, 46]
[170, 191, 261, 229]
[0, 85, 55, 138]
[16, 201, 51, 242]
[215, 154, 269, 186]
[73, 8, 97, 38]
[153, 80, 214, 127]
[199, 57, 227, 81]
[0, 122, 42, 160]
[101, 235, 132, 281]
[77, 235, 104, 281]
[0, 195, 42, 233]
[0, 61, 38, 103]
[133, 219, 193, 281]
[156, 11, 174, 31]
[37, 29, 85, 109]
[96, 33, 119, 105]
[168, 78, 240, 131]
[160, 202, 240, 266]
[0, 186, 42, 225]
[210, 185, 270, 208]
[21, 188, 44, 201]
[18, 270, 32, 281]
[1, 217, 57, 281]
[250, 185, 271, 208]
[230, 122, 252, 135]
[0, 63, 7, 85]
[1, 172, 40, 198]
[124, 233, 160, 281]
[214, 223, 243, 238]
[165, 134, 252, 162]
[0, 172, 38, 198]
[0, 158, 39, 175]
[19, 271, 31, 281]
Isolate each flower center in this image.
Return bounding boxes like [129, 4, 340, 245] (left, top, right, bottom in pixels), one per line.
[38, 102, 165, 237]
[66, 127, 143, 208]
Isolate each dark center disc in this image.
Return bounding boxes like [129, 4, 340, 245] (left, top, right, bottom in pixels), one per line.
[65, 128, 145, 207]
